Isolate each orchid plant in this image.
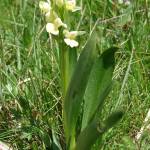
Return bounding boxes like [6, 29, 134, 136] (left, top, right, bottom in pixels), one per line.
[39, 0, 123, 150]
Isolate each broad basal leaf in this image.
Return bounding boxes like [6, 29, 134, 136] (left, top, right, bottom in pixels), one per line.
[81, 47, 118, 130]
[76, 111, 123, 150]
[63, 31, 97, 145]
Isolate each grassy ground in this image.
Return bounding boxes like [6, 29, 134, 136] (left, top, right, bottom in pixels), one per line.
[0, 0, 150, 149]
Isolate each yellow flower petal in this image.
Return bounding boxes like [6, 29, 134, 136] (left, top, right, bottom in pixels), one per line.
[64, 30, 79, 39]
[39, 1, 50, 14]
[54, 18, 67, 28]
[65, 0, 76, 11]
[46, 23, 59, 35]
[64, 38, 79, 48]
[65, 0, 81, 12]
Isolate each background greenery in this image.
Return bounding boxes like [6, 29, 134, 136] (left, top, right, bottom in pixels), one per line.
[0, 0, 150, 149]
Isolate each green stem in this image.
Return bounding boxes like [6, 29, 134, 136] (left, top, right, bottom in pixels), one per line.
[60, 44, 77, 102]
[60, 46, 69, 99]
[68, 136, 76, 150]
[59, 33, 77, 149]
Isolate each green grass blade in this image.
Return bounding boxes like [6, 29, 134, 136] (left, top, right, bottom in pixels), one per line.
[63, 31, 97, 145]
[81, 47, 118, 130]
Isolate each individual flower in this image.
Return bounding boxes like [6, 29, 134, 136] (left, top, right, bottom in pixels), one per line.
[65, 0, 81, 12]
[63, 30, 85, 48]
[46, 18, 67, 35]
[39, 1, 51, 14]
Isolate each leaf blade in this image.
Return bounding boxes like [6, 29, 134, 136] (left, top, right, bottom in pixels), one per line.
[63, 31, 97, 143]
[81, 47, 118, 130]
[76, 111, 123, 150]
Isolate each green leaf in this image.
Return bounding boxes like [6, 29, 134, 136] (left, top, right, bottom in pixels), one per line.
[63, 31, 97, 145]
[76, 111, 123, 150]
[65, 47, 77, 95]
[76, 119, 102, 150]
[81, 47, 118, 130]
[103, 111, 123, 131]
